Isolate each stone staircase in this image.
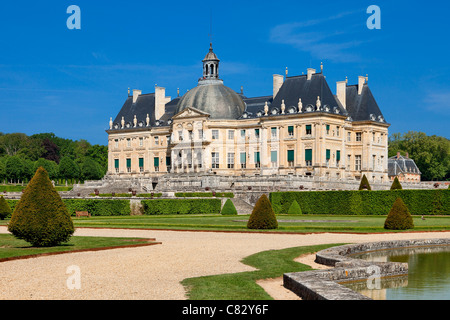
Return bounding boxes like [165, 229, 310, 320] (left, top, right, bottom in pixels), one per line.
[231, 198, 254, 215]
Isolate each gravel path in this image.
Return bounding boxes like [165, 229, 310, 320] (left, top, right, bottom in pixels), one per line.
[1, 226, 449, 300]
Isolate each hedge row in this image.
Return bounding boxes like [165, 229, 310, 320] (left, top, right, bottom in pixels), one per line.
[90, 193, 163, 198]
[269, 190, 450, 215]
[174, 192, 234, 198]
[141, 199, 221, 215]
[5, 199, 131, 217]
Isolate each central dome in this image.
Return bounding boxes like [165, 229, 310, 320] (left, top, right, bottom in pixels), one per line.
[176, 81, 246, 119]
[176, 43, 246, 120]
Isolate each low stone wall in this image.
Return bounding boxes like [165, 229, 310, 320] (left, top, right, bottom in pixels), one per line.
[283, 238, 450, 300]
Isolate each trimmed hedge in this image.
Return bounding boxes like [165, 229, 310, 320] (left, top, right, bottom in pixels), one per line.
[63, 199, 131, 216]
[270, 189, 450, 215]
[142, 199, 221, 215]
[221, 199, 237, 215]
[175, 192, 234, 198]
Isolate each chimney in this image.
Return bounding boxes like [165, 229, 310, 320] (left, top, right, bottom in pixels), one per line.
[307, 68, 316, 80]
[336, 80, 347, 109]
[155, 86, 171, 120]
[358, 76, 366, 95]
[132, 89, 142, 103]
[406, 152, 409, 159]
[273, 74, 284, 99]
[397, 151, 400, 159]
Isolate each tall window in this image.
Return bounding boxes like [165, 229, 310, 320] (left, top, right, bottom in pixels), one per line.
[271, 127, 277, 139]
[288, 126, 294, 137]
[356, 132, 362, 142]
[372, 155, 376, 170]
[326, 149, 331, 167]
[228, 130, 234, 140]
[154, 136, 159, 145]
[306, 125, 312, 135]
[114, 159, 119, 173]
[271, 151, 277, 168]
[305, 149, 312, 166]
[240, 130, 246, 139]
[347, 155, 351, 170]
[178, 131, 183, 141]
[254, 129, 260, 139]
[227, 153, 234, 169]
[240, 152, 246, 169]
[140, 158, 145, 172]
[198, 129, 203, 140]
[355, 155, 362, 171]
[336, 150, 341, 167]
[211, 152, 219, 169]
[212, 130, 219, 140]
[347, 132, 351, 142]
[126, 158, 131, 172]
[326, 124, 330, 135]
[287, 150, 295, 167]
[127, 138, 131, 147]
[254, 152, 260, 168]
[114, 139, 119, 148]
[139, 137, 144, 146]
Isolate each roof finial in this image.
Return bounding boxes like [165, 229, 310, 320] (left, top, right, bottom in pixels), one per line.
[285, 67, 288, 77]
[177, 88, 180, 97]
[320, 62, 323, 72]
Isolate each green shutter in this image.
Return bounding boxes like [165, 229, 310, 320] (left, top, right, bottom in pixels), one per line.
[305, 149, 312, 161]
[271, 151, 277, 162]
[326, 124, 330, 131]
[306, 125, 312, 131]
[166, 157, 171, 166]
[126, 158, 131, 168]
[240, 152, 246, 163]
[139, 158, 144, 167]
[326, 149, 331, 159]
[336, 150, 341, 161]
[254, 152, 260, 163]
[114, 159, 119, 169]
[288, 126, 294, 133]
[154, 157, 159, 167]
[287, 150, 294, 162]
[255, 129, 260, 136]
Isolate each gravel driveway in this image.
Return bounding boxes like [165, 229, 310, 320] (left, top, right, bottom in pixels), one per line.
[1, 226, 449, 300]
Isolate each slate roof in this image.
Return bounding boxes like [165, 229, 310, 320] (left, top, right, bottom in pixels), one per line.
[345, 84, 386, 123]
[388, 155, 421, 177]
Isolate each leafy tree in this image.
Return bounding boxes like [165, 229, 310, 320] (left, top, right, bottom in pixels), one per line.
[80, 157, 103, 181]
[0, 196, 11, 220]
[359, 174, 372, 190]
[384, 197, 414, 230]
[41, 138, 60, 163]
[58, 156, 80, 182]
[247, 194, 278, 229]
[5, 155, 24, 183]
[33, 158, 58, 180]
[8, 167, 74, 246]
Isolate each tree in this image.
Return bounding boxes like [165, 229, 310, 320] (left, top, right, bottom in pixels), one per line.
[5, 155, 24, 183]
[58, 156, 80, 182]
[384, 197, 414, 230]
[287, 200, 302, 214]
[359, 174, 372, 190]
[80, 157, 103, 181]
[0, 196, 11, 220]
[247, 194, 278, 229]
[390, 177, 403, 190]
[41, 138, 60, 163]
[221, 199, 237, 215]
[8, 167, 74, 246]
[33, 158, 58, 180]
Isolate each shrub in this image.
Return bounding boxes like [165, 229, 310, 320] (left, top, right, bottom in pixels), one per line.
[359, 174, 371, 190]
[247, 194, 278, 229]
[63, 199, 131, 216]
[221, 199, 237, 215]
[384, 197, 414, 230]
[390, 177, 403, 190]
[287, 200, 302, 215]
[7, 167, 74, 247]
[0, 196, 12, 220]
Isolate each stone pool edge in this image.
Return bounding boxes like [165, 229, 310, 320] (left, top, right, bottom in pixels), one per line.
[283, 238, 450, 300]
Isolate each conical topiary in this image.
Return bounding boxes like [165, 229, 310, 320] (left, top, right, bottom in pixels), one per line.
[384, 197, 414, 230]
[359, 174, 371, 190]
[390, 177, 403, 190]
[287, 200, 302, 215]
[221, 199, 238, 215]
[0, 196, 12, 220]
[247, 194, 278, 229]
[8, 167, 74, 247]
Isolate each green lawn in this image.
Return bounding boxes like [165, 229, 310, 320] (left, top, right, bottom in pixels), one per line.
[182, 243, 342, 300]
[30, 214, 450, 233]
[0, 233, 158, 261]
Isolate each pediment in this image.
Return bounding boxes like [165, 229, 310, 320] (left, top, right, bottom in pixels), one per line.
[172, 107, 210, 119]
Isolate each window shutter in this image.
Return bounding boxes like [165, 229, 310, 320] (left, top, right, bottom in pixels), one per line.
[271, 151, 277, 162]
[254, 152, 260, 163]
[305, 149, 312, 161]
[326, 149, 331, 160]
[126, 158, 131, 168]
[139, 158, 144, 167]
[153, 157, 159, 167]
[114, 159, 119, 169]
[287, 150, 294, 162]
[336, 150, 341, 161]
[240, 152, 246, 163]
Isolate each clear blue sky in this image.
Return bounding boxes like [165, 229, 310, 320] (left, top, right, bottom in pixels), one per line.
[0, 0, 449, 145]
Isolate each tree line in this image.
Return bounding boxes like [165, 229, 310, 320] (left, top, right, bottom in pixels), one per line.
[0, 132, 107, 184]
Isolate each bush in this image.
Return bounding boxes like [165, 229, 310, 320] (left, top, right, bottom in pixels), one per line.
[221, 199, 237, 215]
[0, 196, 12, 220]
[64, 199, 131, 216]
[287, 200, 302, 215]
[384, 197, 414, 230]
[247, 194, 278, 229]
[359, 174, 371, 190]
[175, 192, 234, 198]
[390, 177, 403, 190]
[7, 167, 74, 247]
[141, 199, 221, 215]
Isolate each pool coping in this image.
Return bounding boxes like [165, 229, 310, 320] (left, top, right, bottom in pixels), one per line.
[283, 238, 450, 300]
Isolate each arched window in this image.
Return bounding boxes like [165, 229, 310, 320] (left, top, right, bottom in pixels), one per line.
[210, 64, 214, 75]
[205, 64, 209, 76]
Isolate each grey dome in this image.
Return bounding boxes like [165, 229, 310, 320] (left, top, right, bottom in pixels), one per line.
[176, 80, 246, 119]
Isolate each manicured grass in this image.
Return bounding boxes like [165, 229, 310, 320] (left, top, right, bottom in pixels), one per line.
[0, 233, 157, 261]
[39, 214, 450, 233]
[181, 243, 342, 300]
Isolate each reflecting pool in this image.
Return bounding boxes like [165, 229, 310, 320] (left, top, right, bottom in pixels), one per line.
[342, 245, 450, 300]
